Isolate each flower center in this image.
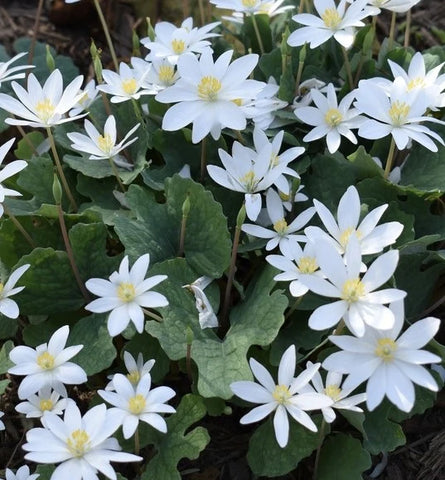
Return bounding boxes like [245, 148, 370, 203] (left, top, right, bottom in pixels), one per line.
[37, 351, 55, 370]
[242, 0, 258, 8]
[67, 429, 90, 457]
[339, 227, 361, 248]
[279, 191, 290, 201]
[122, 78, 138, 95]
[270, 153, 280, 168]
[341, 278, 365, 303]
[324, 108, 343, 127]
[128, 394, 146, 414]
[388, 100, 410, 126]
[324, 384, 342, 401]
[232, 98, 243, 106]
[272, 384, 291, 404]
[158, 65, 175, 84]
[117, 282, 136, 302]
[35, 98, 55, 122]
[127, 370, 141, 385]
[197, 76, 221, 101]
[171, 39, 186, 55]
[298, 256, 318, 274]
[239, 170, 258, 192]
[273, 218, 288, 235]
[375, 338, 397, 362]
[97, 134, 114, 154]
[39, 399, 54, 411]
[407, 77, 426, 90]
[322, 8, 342, 29]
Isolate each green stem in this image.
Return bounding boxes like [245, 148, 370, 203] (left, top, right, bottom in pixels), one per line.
[295, 58, 305, 93]
[341, 46, 354, 90]
[250, 13, 265, 55]
[198, 0, 206, 25]
[3, 205, 35, 249]
[57, 203, 90, 302]
[108, 157, 126, 192]
[134, 428, 140, 455]
[388, 11, 397, 51]
[28, 0, 44, 72]
[313, 419, 327, 480]
[404, 9, 412, 48]
[285, 296, 303, 320]
[298, 0, 306, 14]
[384, 137, 396, 179]
[200, 136, 207, 183]
[142, 308, 163, 322]
[46, 127, 78, 212]
[16, 124, 37, 156]
[93, 0, 119, 71]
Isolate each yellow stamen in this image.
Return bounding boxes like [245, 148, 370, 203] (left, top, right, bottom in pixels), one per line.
[122, 78, 138, 95]
[324, 384, 342, 402]
[324, 108, 343, 127]
[242, 0, 258, 7]
[39, 399, 54, 411]
[388, 100, 410, 126]
[117, 283, 136, 302]
[128, 394, 146, 414]
[273, 219, 288, 235]
[239, 170, 258, 191]
[272, 384, 291, 404]
[35, 98, 55, 122]
[232, 98, 243, 106]
[158, 65, 175, 84]
[298, 256, 318, 274]
[97, 133, 114, 154]
[37, 351, 55, 370]
[197, 76, 221, 101]
[67, 429, 90, 457]
[375, 338, 397, 362]
[127, 370, 141, 385]
[321, 8, 342, 29]
[341, 278, 365, 303]
[407, 77, 426, 90]
[339, 227, 362, 249]
[270, 153, 280, 168]
[171, 39, 186, 55]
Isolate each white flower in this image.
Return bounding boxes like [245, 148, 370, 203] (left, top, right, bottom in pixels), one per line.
[299, 236, 406, 337]
[105, 351, 155, 391]
[242, 189, 315, 252]
[0, 410, 4, 430]
[98, 373, 176, 439]
[211, 0, 272, 14]
[221, 0, 294, 21]
[0, 138, 27, 217]
[364, 0, 421, 14]
[207, 140, 292, 221]
[355, 77, 445, 151]
[305, 185, 404, 255]
[8, 325, 87, 399]
[16, 386, 68, 418]
[85, 254, 169, 337]
[69, 79, 99, 117]
[4, 466, 40, 480]
[97, 59, 156, 103]
[323, 301, 441, 412]
[295, 83, 365, 153]
[0, 264, 30, 319]
[0, 52, 34, 87]
[287, 0, 374, 50]
[156, 49, 264, 143]
[266, 239, 322, 297]
[305, 361, 366, 423]
[183, 276, 218, 329]
[145, 58, 180, 92]
[23, 402, 142, 480]
[67, 115, 139, 168]
[142, 17, 220, 64]
[0, 69, 85, 128]
[293, 78, 328, 110]
[231, 345, 333, 447]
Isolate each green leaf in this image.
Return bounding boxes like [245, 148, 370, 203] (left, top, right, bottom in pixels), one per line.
[0, 379, 10, 395]
[0, 340, 14, 374]
[247, 415, 324, 477]
[0, 316, 18, 340]
[347, 146, 383, 179]
[141, 394, 210, 480]
[35, 464, 55, 480]
[68, 314, 116, 376]
[317, 434, 371, 480]
[14, 131, 46, 159]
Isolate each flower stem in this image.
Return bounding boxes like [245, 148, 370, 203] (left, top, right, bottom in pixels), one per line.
[92, 0, 119, 71]
[178, 194, 190, 257]
[250, 13, 265, 55]
[57, 203, 90, 302]
[134, 428, 140, 456]
[388, 11, 397, 51]
[341, 46, 354, 90]
[15, 124, 37, 156]
[285, 296, 303, 320]
[298, 0, 306, 14]
[200, 136, 207, 183]
[384, 137, 397, 179]
[28, 0, 44, 71]
[313, 419, 327, 480]
[108, 157, 126, 192]
[46, 127, 78, 212]
[198, 0, 206, 25]
[142, 308, 163, 322]
[404, 9, 412, 48]
[3, 205, 35, 249]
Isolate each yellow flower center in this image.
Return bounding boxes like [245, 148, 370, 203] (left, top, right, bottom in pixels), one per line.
[39, 399, 54, 411]
[197, 76, 221, 101]
[273, 218, 288, 235]
[272, 384, 291, 404]
[341, 278, 365, 303]
[339, 227, 362, 249]
[127, 370, 141, 385]
[324, 108, 343, 127]
[270, 153, 280, 168]
[67, 429, 90, 457]
[407, 77, 426, 91]
[232, 98, 243, 106]
[158, 65, 175, 84]
[128, 394, 146, 414]
[35, 98, 55, 122]
[239, 170, 258, 191]
[242, 0, 258, 7]
[117, 282, 136, 302]
[171, 39, 186, 55]
[324, 384, 342, 402]
[97, 133, 114, 154]
[322, 8, 342, 29]
[37, 351, 55, 370]
[388, 100, 410, 126]
[375, 338, 397, 362]
[122, 78, 138, 95]
[298, 256, 318, 274]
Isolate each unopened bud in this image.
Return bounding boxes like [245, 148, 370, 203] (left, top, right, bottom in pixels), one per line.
[52, 173, 62, 205]
[46, 45, 55, 72]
